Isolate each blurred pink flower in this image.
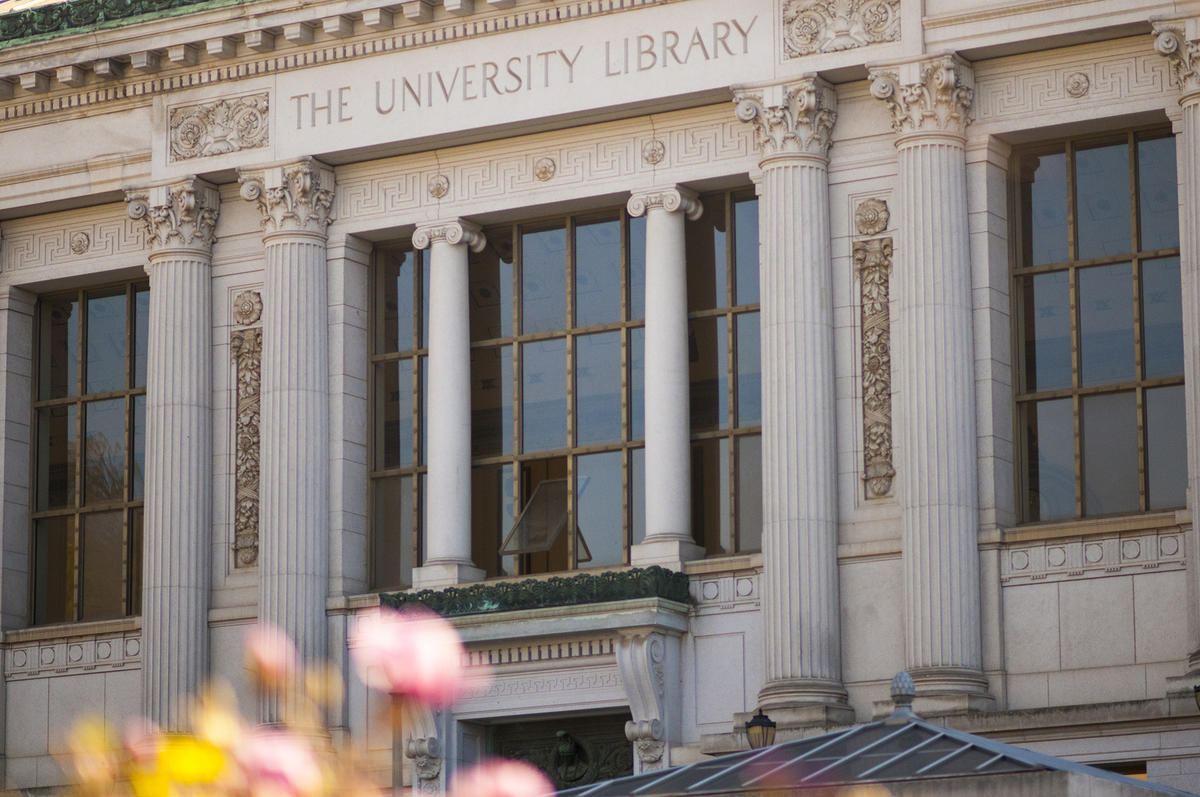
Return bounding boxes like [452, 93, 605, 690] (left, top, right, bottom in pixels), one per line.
[448, 759, 554, 797]
[349, 607, 466, 707]
[236, 728, 324, 796]
[245, 623, 300, 688]
[122, 718, 162, 767]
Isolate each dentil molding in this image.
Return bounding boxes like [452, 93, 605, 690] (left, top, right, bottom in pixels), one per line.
[782, 0, 900, 58]
[169, 92, 270, 162]
[125, 177, 220, 252]
[870, 54, 974, 138]
[733, 77, 837, 160]
[239, 158, 335, 236]
[1153, 20, 1200, 98]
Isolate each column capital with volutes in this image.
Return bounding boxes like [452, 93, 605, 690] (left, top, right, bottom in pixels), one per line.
[412, 219, 487, 252]
[1154, 19, 1200, 102]
[125, 177, 220, 257]
[869, 53, 974, 142]
[626, 186, 702, 221]
[238, 157, 335, 238]
[733, 76, 837, 165]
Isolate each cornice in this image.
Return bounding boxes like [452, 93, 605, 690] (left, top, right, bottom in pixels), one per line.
[0, 0, 674, 123]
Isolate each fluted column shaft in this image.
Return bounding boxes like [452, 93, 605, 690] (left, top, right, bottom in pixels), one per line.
[870, 57, 987, 694]
[239, 160, 334, 721]
[734, 79, 849, 716]
[628, 187, 704, 570]
[412, 221, 486, 590]
[126, 179, 218, 730]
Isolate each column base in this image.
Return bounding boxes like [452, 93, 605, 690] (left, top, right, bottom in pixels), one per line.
[753, 679, 855, 733]
[630, 538, 704, 571]
[1165, 670, 1200, 716]
[411, 562, 485, 591]
[875, 667, 993, 717]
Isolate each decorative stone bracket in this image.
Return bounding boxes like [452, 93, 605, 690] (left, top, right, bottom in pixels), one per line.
[403, 704, 445, 794]
[616, 630, 682, 774]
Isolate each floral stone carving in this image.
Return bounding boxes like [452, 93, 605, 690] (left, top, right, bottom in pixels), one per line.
[170, 94, 269, 162]
[230, 291, 263, 567]
[854, 220, 895, 499]
[783, 0, 900, 58]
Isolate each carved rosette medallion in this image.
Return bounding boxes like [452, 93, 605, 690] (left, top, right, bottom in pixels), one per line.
[533, 157, 557, 182]
[733, 77, 837, 161]
[783, 0, 900, 58]
[428, 174, 450, 199]
[412, 219, 487, 253]
[642, 139, 666, 165]
[1064, 72, 1090, 98]
[1153, 22, 1200, 98]
[869, 55, 975, 138]
[125, 177, 220, 253]
[853, 199, 894, 499]
[626, 187, 702, 220]
[230, 290, 263, 567]
[238, 158, 335, 236]
[169, 93, 269, 162]
[69, 231, 90, 255]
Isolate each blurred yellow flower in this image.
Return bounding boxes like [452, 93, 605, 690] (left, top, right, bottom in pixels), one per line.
[158, 736, 226, 784]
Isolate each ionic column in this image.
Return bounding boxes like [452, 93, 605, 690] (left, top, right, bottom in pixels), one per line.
[734, 79, 851, 724]
[411, 220, 486, 590]
[239, 159, 334, 721]
[869, 56, 991, 707]
[125, 179, 219, 729]
[1153, 20, 1200, 678]
[628, 187, 704, 570]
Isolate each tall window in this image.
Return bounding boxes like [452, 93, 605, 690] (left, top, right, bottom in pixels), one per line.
[32, 282, 148, 624]
[1014, 129, 1184, 522]
[370, 246, 428, 588]
[469, 210, 646, 576]
[688, 191, 762, 554]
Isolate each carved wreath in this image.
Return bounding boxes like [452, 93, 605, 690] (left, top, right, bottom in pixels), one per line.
[170, 93, 270, 162]
[783, 0, 900, 58]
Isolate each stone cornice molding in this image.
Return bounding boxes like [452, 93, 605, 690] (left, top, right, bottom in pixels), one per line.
[125, 176, 219, 255]
[733, 77, 837, 163]
[869, 53, 975, 140]
[626, 186, 702, 221]
[1153, 19, 1200, 101]
[238, 158, 335, 238]
[411, 219, 486, 253]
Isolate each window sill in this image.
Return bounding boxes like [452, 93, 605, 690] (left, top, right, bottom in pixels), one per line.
[4, 615, 140, 645]
[1002, 509, 1188, 544]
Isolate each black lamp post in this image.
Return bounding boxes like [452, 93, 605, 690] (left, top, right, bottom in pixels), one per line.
[745, 708, 776, 749]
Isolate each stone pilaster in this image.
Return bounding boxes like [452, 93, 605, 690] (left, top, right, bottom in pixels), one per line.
[239, 158, 334, 721]
[0, 282, 34, 634]
[627, 187, 704, 571]
[411, 220, 486, 590]
[734, 78, 851, 726]
[869, 55, 992, 709]
[125, 177, 219, 730]
[1153, 20, 1200, 684]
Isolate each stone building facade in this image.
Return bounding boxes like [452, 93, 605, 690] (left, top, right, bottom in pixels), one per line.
[1, 0, 1200, 792]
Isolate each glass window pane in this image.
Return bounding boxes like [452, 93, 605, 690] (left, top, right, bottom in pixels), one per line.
[470, 231, 514, 342]
[379, 249, 415, 354]
[128, 507, 142, 617]
[1023, 398, 1074, 522]
[372, 475, 415, 589]
[736, 313, 761, 426]
[575, 219, 621, 328]
[37, 404, 76, 511]
[576, 451, 624, 568]
[734, 198, 759, 305]
[691, 438, 730, 555]
[1021, 151, 1068, 266]
[1138, 135, 1179, 252]
[34, 516, 74, 625]
[421, 252, 431, 349]
[133, 288, 149, 388]
[132, 395, 145, 500]
[689, 317, 728, 432]
[472, 463, 515, 578]
[1142, 257, 1184, 379]
[419, 355, 428, 465]
[80, 510, 123, 621]
[1079, 263, 1135, 386]
[630, 327, 645, 441]
[686, 195, 727, 312]
[736, 435, 762, 553]
[522, 339, 567, 453]
[1021, 272, 1071, 391]
[1147, 385, 1187, 510]
[376, 360, 414, 469]
[575, 332, 622, 446]
[39, 295, 78, 400]
[471, 346, 513, 458]
[1076, 142, 1132, 260]
[86, 291, 127, 394]
[84, 399, 125, 504]
[1082, 391, 1139, 515]
[629, 215, 646, 322]
[630, 447, 645, 546]
[521, 227, 567, 335]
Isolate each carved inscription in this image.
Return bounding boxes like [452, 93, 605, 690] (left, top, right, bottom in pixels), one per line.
[169, 93, 270, 162]
[783, 0, 900, 58]
[230, 291, 263, 567]
[854, 199, 894, 498]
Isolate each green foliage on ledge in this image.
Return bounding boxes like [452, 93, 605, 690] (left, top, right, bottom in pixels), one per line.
[0, 0, 243, 49]
[381, 567, 691, 618]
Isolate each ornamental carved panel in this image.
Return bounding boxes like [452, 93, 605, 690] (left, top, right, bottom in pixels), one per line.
[230, 290, 263, 567]
[783, 0, 900, 58]
[169, 93, 269, 162]
[854, 199, 895, 499]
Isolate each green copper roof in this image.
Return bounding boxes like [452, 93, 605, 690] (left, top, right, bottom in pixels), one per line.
[0, 0, 244, 49]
